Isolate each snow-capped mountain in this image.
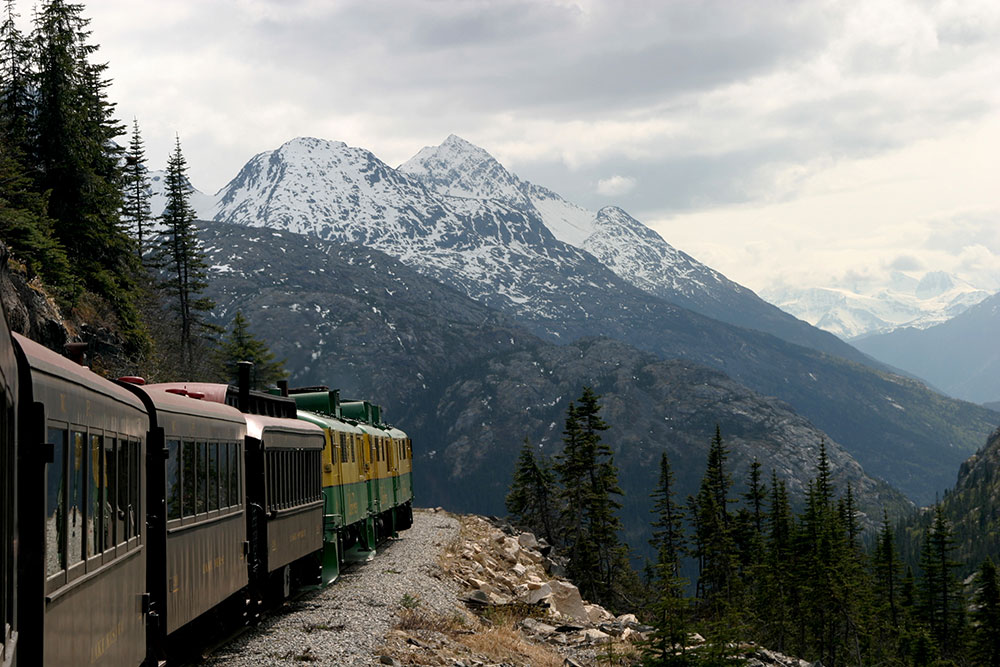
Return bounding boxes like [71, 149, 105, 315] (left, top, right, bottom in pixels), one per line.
[191, 136, 1000, 503]
[762, 271, 991, 340]
[399, 135, 864, 361]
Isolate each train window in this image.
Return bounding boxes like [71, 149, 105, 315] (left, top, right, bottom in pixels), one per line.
[46, 428, 67, 576]
[235, 443, 242, 506]
[219, 444, 229, 508]
[129, 439, 140, 538]
[182, 440, 195, 518]
[117, 439, 128, 542]
[88, 434, 103, 557]
[208, 443, 219, 511]
[350, 436, 355, 463]
[67, 431, 85, 566]
[103, 437, 117, 551]
[166, 440, 180, 520]
[196, 442, 207, 514]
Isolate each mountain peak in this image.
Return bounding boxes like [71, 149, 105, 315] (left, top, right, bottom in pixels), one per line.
[399, 135, 525, 205]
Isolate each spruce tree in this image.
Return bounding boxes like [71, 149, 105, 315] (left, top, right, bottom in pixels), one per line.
[0, 0, 33, 158]
[158, 136, 214, 377]
[642, 451, 692, 666]
[31, 0, 140, 339]
[554, 387, 634, 610]
[122, 118, 152, 259]
[217, 311, 286, 389]
[919, 505, 964, 658]
[505, 437, 557, 544]
[971, 557, 1000, 666]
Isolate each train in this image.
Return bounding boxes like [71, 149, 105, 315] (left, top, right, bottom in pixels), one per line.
[0, 299, 413, 667]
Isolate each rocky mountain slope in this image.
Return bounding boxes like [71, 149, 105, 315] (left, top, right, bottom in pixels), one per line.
[199, 207, 996, 505]
[198, 221, 917, 532]
[853, 290, 1000, 404]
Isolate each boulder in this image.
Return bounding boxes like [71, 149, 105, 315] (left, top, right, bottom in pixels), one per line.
[525, 583, 552, 604]
[548, 580, 588, 622]
[584, 603, 614, 624]
[581, 628, 611, 642]
[511, 563, 527, 577]
[518, 532, 538, 550]
[616, 613, 638, 625]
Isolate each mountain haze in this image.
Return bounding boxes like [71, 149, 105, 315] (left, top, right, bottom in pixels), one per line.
[854, 290, 1000, 405]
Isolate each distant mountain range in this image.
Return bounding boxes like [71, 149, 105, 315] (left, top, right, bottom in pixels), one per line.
[176, 135, 997, 506]
[854, 291, 1000, 405]
[762, 271, 991, 340]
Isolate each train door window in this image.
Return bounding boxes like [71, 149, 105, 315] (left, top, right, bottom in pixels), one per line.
[129, 439, 140, 540]
[182, 440, 195, 518]
[208, 443, 219, 511]
[103, 437, 117, 552]
[166, 440, 181, 520]
[46, 427, 67, 577]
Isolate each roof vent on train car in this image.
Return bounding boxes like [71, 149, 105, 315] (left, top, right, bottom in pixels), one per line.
[165, 388, 188, 396]
[277, 379, 289, 397]
[117, 376, 146, 385]
[65, 341, 88, 366]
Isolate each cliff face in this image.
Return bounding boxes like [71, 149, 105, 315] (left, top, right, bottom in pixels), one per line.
[0, 243, 69, 349]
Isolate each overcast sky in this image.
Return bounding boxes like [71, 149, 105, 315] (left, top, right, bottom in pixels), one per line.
[52, 0, 1000, 293]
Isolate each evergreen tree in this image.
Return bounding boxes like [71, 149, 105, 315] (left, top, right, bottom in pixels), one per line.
[554, 387, 635, 610]
[31, 0, 140, 339]
[0, 146, 76, 295]
[505, 437, 558, 544]
[642, 451, 693, 666]
[122, 118, 152, 259]
[217, 311, 286, 389]
[971, 557, 1000, 666]
[158, 136, 214, 377]
[0, 0, 33, 158]
[691, 426, 738, 608]
[918, 505, 964, 658]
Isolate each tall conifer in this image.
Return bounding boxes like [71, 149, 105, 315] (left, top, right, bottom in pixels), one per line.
[159, 136, 213, 377]
[122, 118, 152, 259]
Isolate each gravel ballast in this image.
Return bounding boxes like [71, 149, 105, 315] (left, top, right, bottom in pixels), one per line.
[205, 509, 461, 666]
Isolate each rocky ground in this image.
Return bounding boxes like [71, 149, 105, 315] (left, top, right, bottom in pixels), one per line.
[205, 509, 813, 666]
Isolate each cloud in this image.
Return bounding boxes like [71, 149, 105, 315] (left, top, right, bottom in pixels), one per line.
[888, 255, 924, 271]
[596, 175, 636, 197]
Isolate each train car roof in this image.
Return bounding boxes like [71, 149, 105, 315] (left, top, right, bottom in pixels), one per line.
[13, 333, 144, 412]
[353, 421, 391, 437]
[245, 414, 325, 450]
[147, 381, 229, 404]
[384, 426, 408, 439]
[297, 410, 364, 434]
[138, 384, 247, 425]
